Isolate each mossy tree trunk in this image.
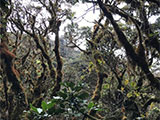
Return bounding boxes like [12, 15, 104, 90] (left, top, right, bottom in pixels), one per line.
[0, 1, 28, 119]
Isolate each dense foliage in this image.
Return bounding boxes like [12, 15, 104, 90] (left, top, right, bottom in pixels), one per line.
[0, 0, 160, 120]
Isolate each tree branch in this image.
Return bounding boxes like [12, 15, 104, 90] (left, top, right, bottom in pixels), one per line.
[97, 0, 160, 90]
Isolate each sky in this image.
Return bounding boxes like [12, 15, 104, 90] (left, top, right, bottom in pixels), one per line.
[71, 3, 100, 26]
[21, 0, 159, 33]
[21, 0, 100, 38]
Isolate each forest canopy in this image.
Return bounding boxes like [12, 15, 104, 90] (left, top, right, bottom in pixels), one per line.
[0, 0, 160, 120]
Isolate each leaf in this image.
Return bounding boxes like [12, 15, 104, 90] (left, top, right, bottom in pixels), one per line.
[66, 81, 75, 90]
[121, 87, 124, 91]
[0, 34, 2, 39]
[77, 91, 89, 99]
[47, 107, 55, 115]
[134, 91, 140, 97]
[103, 84, 110, 89]
[88, 102, 94, 109]
[67, 16, 72, 20]
[89, 61, 93, 66]
[80, 108, 86, 113]
[140, 114, 145, 118]
[58, 91, 67, 99]
[62, 88, 67, 93]
[36, 60, 41, 64]
[60, 82, 65, 86]
[30, 104, 39, 114]
[71, 12, 76, 17]
[81, 75, 85, 80]
[148, 33, 154, 37]
[149, 103, 155, 110]
[88, 62, 95, 72]
[96, 108, 103, 112]
[88, 67, 92, 72]
[41, 101, 48, 111]
[124, 79, 129, 85]
[130, 81, 136, 88]
[75, 113, 82, 117]
[127, 92, 133, 98]
[74, 86, 82, 92]
[47, 102, 55, 110]
[60, 103, 65, 108]
[55, 108, 65, 114]
[97, 59, 102, 64]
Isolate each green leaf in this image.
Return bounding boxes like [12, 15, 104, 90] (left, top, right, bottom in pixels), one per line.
[81, 75, 85, 80]
[60, 82, 65, 86]
[134, 91, 140, 97]
[124, 79, 129, 85]
[148, 32, 158, 37]
[55, 108, 65, 114]
[80, 108, 86, 113]
[77, 91, 89, 99]
[47, 102, 55, 109]
[71, 12, 76, 17]
[127, 92, 133, 98]
[67, 16, 72, 20]
[62, 88, 67, 93]
[58, 91, 67, 99]
[97, 59, 102, 64]
[130, 81, 136, 88]
[30, 104, 39, 114]
[60, 103, 65, 108]
[96, 108, 103, 112]
[47, 107, 55, 115]
[103, 84, 110, 89]
[88, 102, 94, 109]
[75, 113, 82, 117]
[74, 86, 82, 92]
[66, 81, 75, 90]
[88, 62, 94, 72]
[41, 101, 48, 111]
[36, 60, 41, 64]
[0, 34, 2, 39]
[51, 98, 58, 103]
[89, 61, 93, 66]
[149, 33, 154, 37]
